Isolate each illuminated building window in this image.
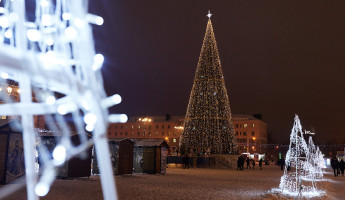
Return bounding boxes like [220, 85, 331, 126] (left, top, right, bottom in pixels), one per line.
[168, 132, 171, 136]
[252, 124, 255, 128]
[244, 124, 247, 128]
[138, 125, 140, 129]
[162, 132, 164, 136]
[168, 125, 170, 129]
[1, 116, 6, 119]
[243, 132, 247, 136]
[252, 132, 255, 136]
[173, 139, 176, 143]
[131, 125, 134, 130]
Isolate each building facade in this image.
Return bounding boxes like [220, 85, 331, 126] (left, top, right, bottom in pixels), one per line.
[108, 114, 267, 154]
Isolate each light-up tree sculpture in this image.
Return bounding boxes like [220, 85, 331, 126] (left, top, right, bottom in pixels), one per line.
[0, 1, 125, 200]
[316, 146, 326, 169]
[180, 11, 237, 155]
[304, 136, 323, 180]
[279, 115, 324, 197]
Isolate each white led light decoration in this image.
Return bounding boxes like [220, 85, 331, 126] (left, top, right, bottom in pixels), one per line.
[275, 115, 325, 198]
[0, 1, 123, 200]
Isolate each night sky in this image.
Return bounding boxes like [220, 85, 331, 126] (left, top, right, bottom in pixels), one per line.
[89, 0, 345, 144]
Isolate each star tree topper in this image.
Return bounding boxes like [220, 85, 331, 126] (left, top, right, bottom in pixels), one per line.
[207, 10, 212, 18]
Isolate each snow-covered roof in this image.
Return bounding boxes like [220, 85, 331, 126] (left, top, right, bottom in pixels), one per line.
[133, 139, 169, 147]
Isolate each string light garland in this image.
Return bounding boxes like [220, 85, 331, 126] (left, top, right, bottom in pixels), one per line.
[180, 12, 237, 155]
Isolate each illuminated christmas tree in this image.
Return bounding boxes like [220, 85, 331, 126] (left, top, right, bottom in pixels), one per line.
[180, 11, 237, 155]
[278, 115, 324, 197]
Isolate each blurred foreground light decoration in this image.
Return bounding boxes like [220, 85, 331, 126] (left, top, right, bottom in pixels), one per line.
[0, 0, 125, 200]
[273, 115, 325, 197]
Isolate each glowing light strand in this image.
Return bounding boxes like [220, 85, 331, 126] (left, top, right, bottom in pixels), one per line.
[0, 0, 126, 200]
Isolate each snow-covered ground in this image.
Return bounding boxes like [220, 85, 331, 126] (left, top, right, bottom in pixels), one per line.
[2, 165, 344, 199]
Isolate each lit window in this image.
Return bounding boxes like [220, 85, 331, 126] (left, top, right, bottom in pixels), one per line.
[1, 116, 6, 119]
[252, 124, 255, 128]
[131, 125, 134, 130]
[138, 125, 140, 129]
[173, 139, 177, 143]
[244, 124, 247, 128]
[168, 132, 171, 136]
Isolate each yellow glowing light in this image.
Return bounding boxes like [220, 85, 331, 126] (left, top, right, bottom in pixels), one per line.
[253, 137, 256, 140]
[7, 87, 12, 93]
[165, 137, 168, 140]
[17, 89, 21, 93]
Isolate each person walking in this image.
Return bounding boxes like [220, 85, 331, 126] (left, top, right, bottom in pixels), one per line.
[339, 158, 345, 176]
[259, 158, 263, 170]
[252, 159, 255, 170]
[246, 157, 251, 169]
[331, 157, 340, 177]
[237, 156, 242, 170]
[280, 158, 285, 171]
[241, 156, 244, 170]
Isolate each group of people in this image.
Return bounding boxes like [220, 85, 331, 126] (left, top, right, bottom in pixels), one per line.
[331, 157, 345, 177]
[237, 156, 263, 170]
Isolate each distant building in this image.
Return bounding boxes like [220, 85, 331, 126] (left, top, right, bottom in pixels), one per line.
[108, 114, 267, 154]
[232, 114, 267, 154]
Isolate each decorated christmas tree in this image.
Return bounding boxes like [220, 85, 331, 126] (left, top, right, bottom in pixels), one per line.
[180, 11, 237, 155]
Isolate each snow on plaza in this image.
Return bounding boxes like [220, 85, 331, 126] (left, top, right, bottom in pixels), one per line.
[1, 166, 343, 200]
